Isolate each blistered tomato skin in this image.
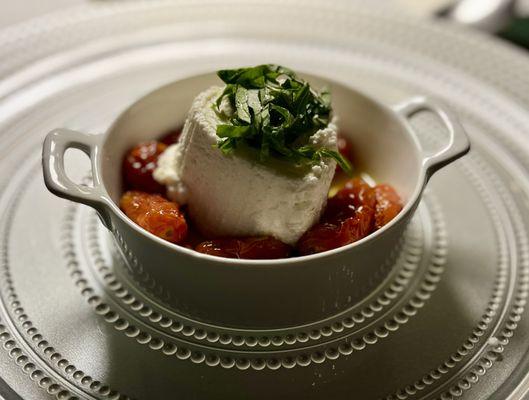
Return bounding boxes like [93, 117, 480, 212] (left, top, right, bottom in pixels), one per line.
[324, 178, 376, 224]
[194, 241, 233, 257]
[120, 191, 187, 244]
[298, 207, 375, 256]
[336, 178, 376, 208]
[297, 223, 343, 256]
[340, 206, 375, 243]
[195, 237, 291, 259]
[298, 178, 379, 255]
[123, 141, 167, 193]
[374, 184, 403, 229]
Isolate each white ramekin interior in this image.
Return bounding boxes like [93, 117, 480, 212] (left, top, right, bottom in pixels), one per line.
[100, 72, 424, 263]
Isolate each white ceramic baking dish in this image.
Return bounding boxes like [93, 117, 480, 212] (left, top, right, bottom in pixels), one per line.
[42, 72, 469, 328]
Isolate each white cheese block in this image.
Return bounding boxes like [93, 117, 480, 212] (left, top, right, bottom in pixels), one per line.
[154, 86, 337, 245]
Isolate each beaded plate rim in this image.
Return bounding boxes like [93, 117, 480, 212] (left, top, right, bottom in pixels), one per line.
[0, 1, 523, 398]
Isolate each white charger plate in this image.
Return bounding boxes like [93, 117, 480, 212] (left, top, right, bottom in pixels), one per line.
[1, 1, 529, 399]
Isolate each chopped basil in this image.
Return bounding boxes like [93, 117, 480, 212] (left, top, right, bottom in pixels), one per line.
[213, 64, 352, 174]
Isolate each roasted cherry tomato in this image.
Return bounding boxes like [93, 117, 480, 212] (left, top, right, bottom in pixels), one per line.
[195, 237, 291, 259]
[298, 206, 375, 255]
[374, 184, 403, 229]
[160, 127, 183, 146]
[122, 141, 167, 193]
[296, 223, 343, 256]
[120, 191, 187, 244]
[339, 206, 374, 243]
[324, 178, 376, 224]
[298, 178, 378, 255]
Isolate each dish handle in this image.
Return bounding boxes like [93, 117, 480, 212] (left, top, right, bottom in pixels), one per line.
[42, 129, 112, 228]
[394, 96, 471, 177]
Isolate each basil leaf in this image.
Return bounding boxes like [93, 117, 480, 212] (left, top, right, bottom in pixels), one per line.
[314, 148, 353, 175]
[216, 125, 252, 138]
[260, 133, 270, 162]
[213, 64, 347, 171]
[215, 84, 236, 108]
[270, 105, 294, 127]
[268, 131, 293, 157]
[235, 86, 251, 124]
[218, 137, 237, 154]
[320, 87, 331, 108]
[247, 89, 262, 115]
[218, 65, 272, 88]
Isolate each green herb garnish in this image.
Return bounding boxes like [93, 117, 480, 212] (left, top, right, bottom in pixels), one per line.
[213, 64, 352, 174]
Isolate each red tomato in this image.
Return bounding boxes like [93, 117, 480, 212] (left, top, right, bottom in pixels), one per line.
[324, 178, 376, 224]
[195, 237, 291, 259]
[298, 178, 378, 255]
[374, 184, 403, 229]
[122, 141, 167, 193]
[120, 191, 187, 244]
[297, 223, 343, 256]
[339, 206, 375, 243]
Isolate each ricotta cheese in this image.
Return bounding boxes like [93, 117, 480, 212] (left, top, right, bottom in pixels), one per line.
[154, 86, 338, 245]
